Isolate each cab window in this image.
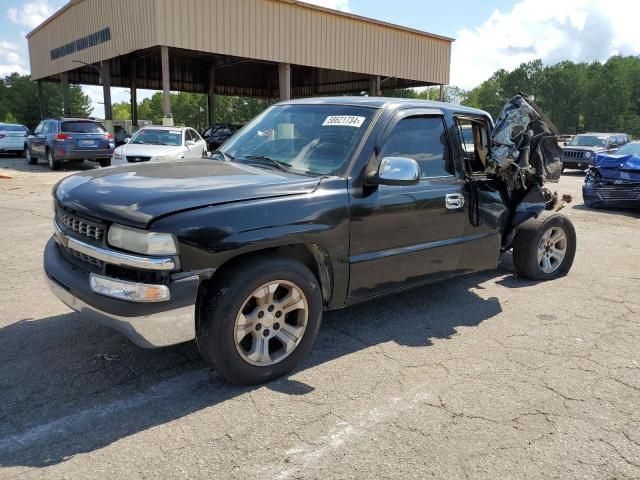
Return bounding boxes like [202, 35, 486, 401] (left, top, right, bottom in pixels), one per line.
[455, 117, 490, 173]
[379, 116, 452, 178]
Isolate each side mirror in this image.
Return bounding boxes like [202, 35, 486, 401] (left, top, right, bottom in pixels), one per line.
[367, 156, 420, 186]
[185, 140, 196, 147]
[124, 137, 131, 144]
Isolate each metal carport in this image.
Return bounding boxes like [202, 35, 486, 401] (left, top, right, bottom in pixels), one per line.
[27, 0, 453, 131]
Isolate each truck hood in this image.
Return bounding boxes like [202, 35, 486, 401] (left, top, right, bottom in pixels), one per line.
[54, 159, 322, 228]
[594, 153, 640, 181]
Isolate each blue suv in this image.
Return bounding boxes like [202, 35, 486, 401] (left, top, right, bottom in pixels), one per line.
[25, 118, 115, 170]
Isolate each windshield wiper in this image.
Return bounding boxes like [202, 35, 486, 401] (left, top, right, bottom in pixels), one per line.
[244, 155, 290, 172]
[210, 150, 235, 162]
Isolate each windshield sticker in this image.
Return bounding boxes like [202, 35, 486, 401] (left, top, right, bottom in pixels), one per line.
[322, 116, 366, 128]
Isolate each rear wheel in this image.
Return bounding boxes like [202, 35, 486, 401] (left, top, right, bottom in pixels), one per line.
[47, 150, 61, 170]
[99, 159, 111, 168]
[197, 255, 322, 385]
[25, 146, 37, 165]
[513, 212, 576, 280]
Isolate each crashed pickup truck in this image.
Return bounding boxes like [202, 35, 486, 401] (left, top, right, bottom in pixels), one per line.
[583, 141, 640, 208]
[45, 95, 576, 385]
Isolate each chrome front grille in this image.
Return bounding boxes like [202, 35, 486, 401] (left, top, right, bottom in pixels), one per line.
[563, 150, 586, 160]
[56, 207, 105, 241]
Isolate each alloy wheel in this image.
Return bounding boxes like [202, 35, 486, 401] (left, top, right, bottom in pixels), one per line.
[537, 227, 567, 274]
[234, 280, 308, 367]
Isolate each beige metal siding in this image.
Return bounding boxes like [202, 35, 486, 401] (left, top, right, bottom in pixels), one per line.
[28, 0, 158, 80]
[29, 0, 451, 85]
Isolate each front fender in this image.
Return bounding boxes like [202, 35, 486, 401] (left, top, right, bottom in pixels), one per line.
[150, 178, 350, 306]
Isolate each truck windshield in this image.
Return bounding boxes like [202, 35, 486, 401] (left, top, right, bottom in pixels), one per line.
[568, 135, 606, 147]
[220, 104, 376, 176]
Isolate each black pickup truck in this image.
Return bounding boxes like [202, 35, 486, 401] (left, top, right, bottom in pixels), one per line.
[45, 96, 575, 384]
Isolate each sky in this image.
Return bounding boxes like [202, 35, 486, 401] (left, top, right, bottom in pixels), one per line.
[1, 0, 640, 117]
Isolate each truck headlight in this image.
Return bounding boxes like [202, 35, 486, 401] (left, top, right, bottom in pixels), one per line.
[108, 224, 178, 255]
[90, 274, 170, 302]
[584, 152, 593, 159]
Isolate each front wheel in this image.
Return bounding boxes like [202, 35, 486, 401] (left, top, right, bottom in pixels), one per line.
[513, 212, 576, 281]
[197, 255, 322, 385]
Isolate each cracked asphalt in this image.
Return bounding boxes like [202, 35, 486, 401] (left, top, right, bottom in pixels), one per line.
[1, 155, 639, 479]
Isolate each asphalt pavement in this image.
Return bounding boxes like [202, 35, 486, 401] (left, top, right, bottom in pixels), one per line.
[1, 155, 639, 479]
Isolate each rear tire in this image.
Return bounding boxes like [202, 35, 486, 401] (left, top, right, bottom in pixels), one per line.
[196, 255, 323, 385]
[25, 147, 37, 165]
[99, 159, 111, 168]
[513, 212, 576, 281]
[47, 150, 61, 170]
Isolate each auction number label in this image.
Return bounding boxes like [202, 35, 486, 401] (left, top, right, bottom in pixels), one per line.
[322, 116, 366, 128]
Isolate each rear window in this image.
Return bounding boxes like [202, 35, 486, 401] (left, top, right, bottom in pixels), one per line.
[0, 125, 27, 133]
[61, 121, 106, 133]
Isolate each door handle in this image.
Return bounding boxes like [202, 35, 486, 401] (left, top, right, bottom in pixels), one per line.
[445, 193, 465, 210]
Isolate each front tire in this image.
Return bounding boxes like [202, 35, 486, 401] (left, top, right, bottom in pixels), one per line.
[99, 159, 111, 168]
[513, 212, 576, 280]
[197, 255, 323, 385]
[47, 150, 61, 170]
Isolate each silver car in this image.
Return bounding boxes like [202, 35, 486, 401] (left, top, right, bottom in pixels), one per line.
[0, 123, 28, 156]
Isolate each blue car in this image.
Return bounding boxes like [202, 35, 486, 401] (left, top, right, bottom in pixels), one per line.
[25, 117, 115, 170]
[583, 142, 640, 209]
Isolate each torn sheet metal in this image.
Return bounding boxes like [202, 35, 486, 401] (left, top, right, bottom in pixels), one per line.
[488, 94, 563, 190]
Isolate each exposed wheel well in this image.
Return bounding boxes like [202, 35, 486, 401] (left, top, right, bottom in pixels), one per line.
[204, 244, 333, 306]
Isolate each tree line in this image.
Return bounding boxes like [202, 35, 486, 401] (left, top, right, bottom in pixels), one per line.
[0, 73, 91, 128]
[112, 92, 268, 131]
[463, 56, 640, 137]
[2, 55, 639, 137]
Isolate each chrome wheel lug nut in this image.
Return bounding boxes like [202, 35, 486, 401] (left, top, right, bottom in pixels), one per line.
[263, 329, 270, 337]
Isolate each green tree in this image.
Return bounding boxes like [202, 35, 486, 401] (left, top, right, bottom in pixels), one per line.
[0, 73, 91, 128]
[4, 112, 17, 123]
[463, 56, 640, 138]
[112, 102, 132, 121]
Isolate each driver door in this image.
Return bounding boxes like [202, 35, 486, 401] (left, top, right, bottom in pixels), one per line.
[347, 111, 468, 301]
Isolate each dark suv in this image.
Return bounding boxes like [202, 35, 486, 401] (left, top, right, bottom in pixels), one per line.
[562, 132, 630, 170]
[44, 96, 576, 385]
[201, 123, 241, 152]
[25, 118, 115, 170]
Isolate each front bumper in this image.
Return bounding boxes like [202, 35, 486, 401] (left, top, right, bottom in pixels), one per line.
[44, 237, 199, 348]
[563, 158, 593, 169]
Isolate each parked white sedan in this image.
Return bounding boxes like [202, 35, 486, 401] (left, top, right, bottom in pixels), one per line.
[112, 126, 207, 165]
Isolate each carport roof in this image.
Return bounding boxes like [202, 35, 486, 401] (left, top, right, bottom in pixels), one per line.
[27, 0, 454, 95]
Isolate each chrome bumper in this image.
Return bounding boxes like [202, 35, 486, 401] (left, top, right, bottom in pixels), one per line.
[47, 275, 196, 348]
